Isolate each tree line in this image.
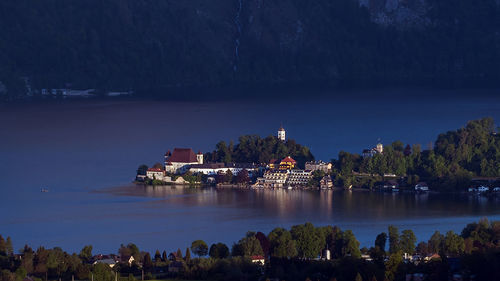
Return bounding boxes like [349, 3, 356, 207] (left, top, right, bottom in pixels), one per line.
[2, 218, 500, 281]
[204, 135, 314, 169]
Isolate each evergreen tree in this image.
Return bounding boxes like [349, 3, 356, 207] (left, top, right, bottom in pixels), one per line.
[185, 248, 191, 262]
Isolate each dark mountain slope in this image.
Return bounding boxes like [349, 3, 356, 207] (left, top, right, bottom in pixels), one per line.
[0, 0, 499, 100]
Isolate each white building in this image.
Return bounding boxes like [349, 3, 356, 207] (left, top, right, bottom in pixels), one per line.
[164, 148, 203, 174]
[189, 163, 258, 176]
[278, 126, 286, 141]
[260, 170, 289, 188]
[362, 142, 384, 157]
[286, 170, 312, 186]
[146, 168, 171, 182]
[305, 161, 332, 173]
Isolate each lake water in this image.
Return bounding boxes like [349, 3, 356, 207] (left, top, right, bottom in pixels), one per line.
[1, 89, 500, 254]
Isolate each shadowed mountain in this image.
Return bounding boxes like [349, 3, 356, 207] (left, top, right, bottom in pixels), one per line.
[0, 0, 499, 100]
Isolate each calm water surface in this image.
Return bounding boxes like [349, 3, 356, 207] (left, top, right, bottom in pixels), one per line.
[1, 90, 500, 254]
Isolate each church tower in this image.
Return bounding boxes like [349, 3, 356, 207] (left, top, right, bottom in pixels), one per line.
[197, 151, 204, 164]
[278, 125, 286, 141]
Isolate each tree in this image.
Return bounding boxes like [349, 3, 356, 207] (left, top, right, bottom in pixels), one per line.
[191, 240, 208, 257]
[342, 230, 361, 258]
[209, 243, 229, 259]
[444, 231, 464, 256]
[223, 170, 234, 183]
[388, 225, 400, 254]
[5, 237, 13, 256]
[235, 169, 250, 184]
[375, 232, 387, 253]
[176, 248, 183, 260]
[185, 248, 191, 262]
[136, 165, 148, 175]
[416, 242, 429, 256]
[152, 163, 163, 169]
[290, 222, 323, 259]
[161, 250, 167, 262]
[0, 236, 5, 256]
[91, 263, 114, 281]
[255, 232, 270, 257]
[154, 250, 161, 262]
[268, 227, 298, 258]
[384, 252, 403, 281]
[236, 236, 264, 257]
[79, 245, 93, 263]
[142, 253, 153, 272]
[428, 231, 444, 254]
[400, 230, 417, 254]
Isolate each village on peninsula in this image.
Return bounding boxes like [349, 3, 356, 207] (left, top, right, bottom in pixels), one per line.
[135, 126, 338, 190]
[135, 117, 500, 194]
[134, 126, 406, 191]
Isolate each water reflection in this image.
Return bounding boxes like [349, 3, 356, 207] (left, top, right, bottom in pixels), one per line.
[106, 185, 500, 223]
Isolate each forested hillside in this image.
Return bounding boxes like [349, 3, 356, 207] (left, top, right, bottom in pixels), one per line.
[1, 0, 499, 100]
[333, 118, 500, 191]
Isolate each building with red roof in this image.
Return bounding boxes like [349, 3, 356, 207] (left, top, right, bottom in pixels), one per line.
[164, 148, 203, 174]
[279, 156, 296, 170]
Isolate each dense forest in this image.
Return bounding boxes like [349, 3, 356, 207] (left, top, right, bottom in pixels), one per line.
[1, 219, 500, 281]
[1, 0, 500, 101]
[204, 135, 315, 169]
[332, 118, 500, 191]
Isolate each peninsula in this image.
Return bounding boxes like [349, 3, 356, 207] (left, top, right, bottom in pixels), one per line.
[136, 117, 500, 193]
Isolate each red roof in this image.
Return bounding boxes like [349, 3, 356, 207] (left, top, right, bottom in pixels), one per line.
[250, 255, 265, 260]
[166, 148, 198, 163]
[147, 168, 163, 172]
[281, 156, 296, 163]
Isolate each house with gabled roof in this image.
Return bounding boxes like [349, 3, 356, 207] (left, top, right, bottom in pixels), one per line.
[164, 148, 203, 174]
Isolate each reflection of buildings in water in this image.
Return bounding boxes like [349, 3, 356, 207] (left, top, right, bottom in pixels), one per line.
[319, 190, 333, 220]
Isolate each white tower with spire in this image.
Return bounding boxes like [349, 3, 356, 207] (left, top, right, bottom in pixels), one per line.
[278, 125, 286, 141]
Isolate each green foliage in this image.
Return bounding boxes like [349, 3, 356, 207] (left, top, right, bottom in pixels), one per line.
[234, 236, 264, 257]
[332, 118, 499, 191]
[136, 165, 148, 176]
[443, 231, 465, 256]
[388, 225, 400, 254]
[374, 233, 387, 253]
[384, 251, 403, 281]
[209, 243, 230, 259]
[91, 263, 114, 281]
[428, 231, 445, 254]
[190, 240, 208, 257]
[143, 253, 153, 272]
[205, 136, 314, 168]
[290, 223, 324, 259]
[399, 230, 417, 254]
[268, 228, 298, 258]
[79, 245, 93, 263]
